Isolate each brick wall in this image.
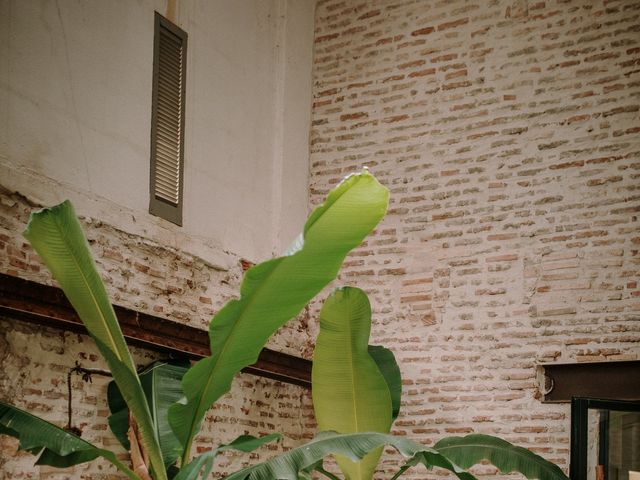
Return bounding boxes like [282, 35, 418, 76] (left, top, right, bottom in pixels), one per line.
[0, 187, 315, 478]
[309, 0, 640, 477]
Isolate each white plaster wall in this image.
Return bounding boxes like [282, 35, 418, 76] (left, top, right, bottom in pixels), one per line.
[0, 0, 314, 263]
[271, 0, 315, 253]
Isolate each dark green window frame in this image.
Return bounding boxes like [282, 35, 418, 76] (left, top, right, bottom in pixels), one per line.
[570, 397, 640, 480]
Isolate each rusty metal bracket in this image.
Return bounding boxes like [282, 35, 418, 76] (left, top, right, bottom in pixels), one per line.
[0, 273, 311, 388]
[66, 362, 112, 435]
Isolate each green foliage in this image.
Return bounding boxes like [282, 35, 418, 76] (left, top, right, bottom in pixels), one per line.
[108, 360, 190, 469]
[240, 286, 569, 480]
[221, 431, 477, 480]
[434, 435, 568, 480]
[3, 171, 391, 479]
[221, 426, 569, 480]
[2, 170, 569, 480]
[0, 401, 138, 479]
[174, 434, 282, 480]
[169, 171, 389, 463]
[22, 201, 135, 371]
[312, 287, 393, 480]
[23, 201, 167, 480]
[367, 345, 402, 422]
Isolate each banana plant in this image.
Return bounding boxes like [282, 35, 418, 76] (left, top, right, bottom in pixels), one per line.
[169, 171, 389, 465]
[219, 431, 569, 480]
[108, 360, 191, 471]
[0, 170, 389, 479]
[222, 286, 569, 480]
[22, 199, 168, 480]
[0, 170, 568, 480]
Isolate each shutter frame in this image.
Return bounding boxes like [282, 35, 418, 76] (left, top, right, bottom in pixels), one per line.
[149, 12, 187, 226]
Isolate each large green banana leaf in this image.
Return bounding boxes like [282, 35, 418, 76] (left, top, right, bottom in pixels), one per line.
[367, 345, 402, 422]
[0, 401, 138, 479]
[174, 434, 282, 480]
[221, 431, 569, 480]
[221, 431, 477, 480]
[108, 360, 190, 469]
[169, 171, 389, 463]
[299, 460, 340, 480]
[23, 201, 167, 480]
[434, 435, 568, 480]
[107, 379, 130, 451]
[312, 287, 393, 480]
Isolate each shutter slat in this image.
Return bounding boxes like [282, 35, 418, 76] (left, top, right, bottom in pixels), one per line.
[157, 116, 180, 134]
[159, 47, 182, 67]
[156, 148, 180, 168]
[159, 40, 181, 56]
[156, 178, 178, 190]
[158, 65, 181, 84]
[157, 75, 181, 94]
[155, 177, 179, 190]
[156, 175, 178, 187]
[158, 47, 181, 69]
[156, 117, 180, 132]
[156, 165, 179, 179]
[157, 150, 179, 165]
[158, 71, 182, 97]
[156, 144, 179, 159]
[155, 164, 179, 179]
[156, 125, 180, 146]
[160, 29, 182, 47]
[156, 154, 179, 176]
[156, 96, 181, 118]
[157, 72, 181, 96]
[156, 152, 179, 169]
[158, 62, 182, 85]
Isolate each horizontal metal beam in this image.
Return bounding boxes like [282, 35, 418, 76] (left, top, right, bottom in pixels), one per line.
[541, 360, 640, 402]
[0, 273, 311, 388]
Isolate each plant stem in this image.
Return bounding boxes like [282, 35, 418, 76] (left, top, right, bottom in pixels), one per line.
[109, 456, 143, 480]
[316, 466, 342, 480]
[181, 442, 192, 470]
[389, 465, 412, 480]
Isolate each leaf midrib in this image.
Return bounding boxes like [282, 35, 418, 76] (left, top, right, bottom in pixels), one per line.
[52, 213, 125, 365]
[345, 296, 366, 480]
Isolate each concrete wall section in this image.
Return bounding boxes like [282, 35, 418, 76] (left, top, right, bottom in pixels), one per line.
[271, 0, 316, 253]
[309, 0, 640, 477]
[0, 0, 317, 478]
[0, 0, 314, 262]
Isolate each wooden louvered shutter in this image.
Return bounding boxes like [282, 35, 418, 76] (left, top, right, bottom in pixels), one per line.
[149, 13, 187, 225]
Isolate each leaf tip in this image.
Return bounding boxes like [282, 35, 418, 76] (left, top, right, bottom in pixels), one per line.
[23, 200, 74, 240]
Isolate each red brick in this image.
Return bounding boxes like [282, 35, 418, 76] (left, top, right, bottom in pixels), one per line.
[411, 27, 435, 36]
[438, 18, 469, 31]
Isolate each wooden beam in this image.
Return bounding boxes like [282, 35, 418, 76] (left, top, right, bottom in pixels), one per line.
[541, 360, 640, 402]
[0, 273, 311, 388]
